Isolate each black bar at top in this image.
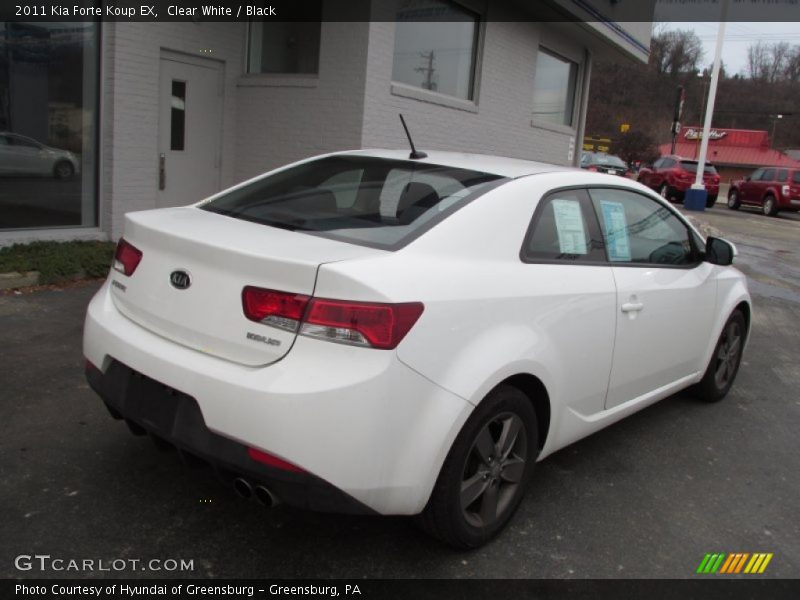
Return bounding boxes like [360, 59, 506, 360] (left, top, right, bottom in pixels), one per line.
[0, 0, 799, 23]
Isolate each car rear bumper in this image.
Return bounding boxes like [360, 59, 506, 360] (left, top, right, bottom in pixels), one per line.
[86, 359, 375, 514]
[779, 197, 800, 210]
[83, 280, 472, 515]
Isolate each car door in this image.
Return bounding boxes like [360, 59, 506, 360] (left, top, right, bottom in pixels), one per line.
[588, 187, 716, 409]
[753, 169, 774, 206]
[739, 168, 763, 204]
[7, 134, 46, 175]
[656, 157, 676, 188]
[519, 188, 617, 416]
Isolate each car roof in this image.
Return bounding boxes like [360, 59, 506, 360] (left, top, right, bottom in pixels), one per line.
[334, 149, 573, 179]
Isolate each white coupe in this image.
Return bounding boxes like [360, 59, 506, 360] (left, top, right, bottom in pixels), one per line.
[84, 149, 750, 548]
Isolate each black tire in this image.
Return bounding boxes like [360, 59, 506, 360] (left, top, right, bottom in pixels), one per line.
[706, 194, 718, 208]
[693, 310, 746, 403]
[417, 385, 538, 549]
[54, 160, 75, 180]
[727, 189, 740, 210]
[763, 195, 778, 217]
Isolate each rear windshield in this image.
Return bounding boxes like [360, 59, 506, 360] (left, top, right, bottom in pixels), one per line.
[679, 161, 718, 175]
[201, 156, 504, 250]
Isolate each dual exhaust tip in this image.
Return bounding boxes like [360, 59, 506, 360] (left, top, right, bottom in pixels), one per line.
[233, 477, 280, 508]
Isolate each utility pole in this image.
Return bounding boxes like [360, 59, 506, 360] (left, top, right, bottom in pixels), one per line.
[770, 114, 783, 149]
[685, 0, 729, 211]
[670, 85, 685, 154]
[415, 51, 436, 92]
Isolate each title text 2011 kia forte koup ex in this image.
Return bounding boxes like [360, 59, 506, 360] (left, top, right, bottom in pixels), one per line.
[84, 150, 751, 548]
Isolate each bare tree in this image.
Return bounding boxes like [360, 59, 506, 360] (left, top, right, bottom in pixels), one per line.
[769, 42, 791, 83]
[746, 41, 769, 80]
[783, 45, 800, 82]
[746, 41, 793, 83]
[650, 29, 705, 76]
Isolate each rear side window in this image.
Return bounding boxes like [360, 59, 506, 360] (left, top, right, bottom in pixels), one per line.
[589, 189, 698, 266]
[201, 156, 504, 250]
[776, 169, 788, 183]
[522, 189, 605, 263]
[761, 169, 776, 181]
[793, 171, 800, 184]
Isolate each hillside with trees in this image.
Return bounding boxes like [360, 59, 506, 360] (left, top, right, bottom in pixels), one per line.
[586, 26, 800, 163]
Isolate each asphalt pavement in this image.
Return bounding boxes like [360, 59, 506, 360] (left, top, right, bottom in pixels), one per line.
[1, 205, 799, 579]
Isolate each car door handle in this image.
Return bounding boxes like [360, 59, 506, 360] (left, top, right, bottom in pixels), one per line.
[621, 302, 644, 313]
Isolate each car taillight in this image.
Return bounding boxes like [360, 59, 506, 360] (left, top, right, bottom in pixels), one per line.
[113, 238, 142, 276]
[242, 286, 424, 350]
[242, 286, 310, 332]
[302, 299, 424, 349]
[587, 166, 598, 172]
[247, 447, 306, 474]
[782, 185, 791, 197]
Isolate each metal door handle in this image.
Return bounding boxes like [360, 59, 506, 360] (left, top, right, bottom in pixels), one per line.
[621, 302, 644, 313]
[159, 153, 166, 190]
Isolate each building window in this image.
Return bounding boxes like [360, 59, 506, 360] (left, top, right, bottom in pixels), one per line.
[392, 0, 480, 101]
[0, 22, 99, 230]
[246, 4, 322, 75]
[532, 48, 578, 127]
[170, 81, 186, 151]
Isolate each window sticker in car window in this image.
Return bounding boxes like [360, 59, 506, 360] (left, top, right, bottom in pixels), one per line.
[600, 200, 631, 262]
[551, 199, 587, 254]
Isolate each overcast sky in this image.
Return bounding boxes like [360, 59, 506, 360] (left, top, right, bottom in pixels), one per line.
[663, 22, 800, 76]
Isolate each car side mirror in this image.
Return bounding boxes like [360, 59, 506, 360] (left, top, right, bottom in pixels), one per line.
[705, 236, 735, 266]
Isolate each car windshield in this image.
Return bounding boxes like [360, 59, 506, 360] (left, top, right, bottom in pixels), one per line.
[201, 156, 504, 250]
[679, 161, 717, 175]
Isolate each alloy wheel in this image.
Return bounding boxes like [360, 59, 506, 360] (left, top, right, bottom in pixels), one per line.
[460, 412, 527, 528]
[714, 320, 742, 389]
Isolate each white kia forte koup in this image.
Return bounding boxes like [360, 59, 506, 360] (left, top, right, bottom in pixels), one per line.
[84, 150, 751, 548]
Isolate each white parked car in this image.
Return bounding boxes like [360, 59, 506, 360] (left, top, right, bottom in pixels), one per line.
[84, 150, 750, 548]
[0, 132, 79, 179]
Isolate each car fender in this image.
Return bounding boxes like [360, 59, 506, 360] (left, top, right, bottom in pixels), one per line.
[762, 187, 779, 203]
[397, 324, 560, 451]
[696, 267, 752, 380]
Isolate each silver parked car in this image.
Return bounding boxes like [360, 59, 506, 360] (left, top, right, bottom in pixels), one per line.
[0, 132, 80, 179]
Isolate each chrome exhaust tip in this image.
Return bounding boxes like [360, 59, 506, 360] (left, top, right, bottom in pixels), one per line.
[232, 477, 253, 499]
[254, 485, 281, 508]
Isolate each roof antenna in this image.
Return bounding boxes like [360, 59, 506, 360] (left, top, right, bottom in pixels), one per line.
[399, 114, 427, 159]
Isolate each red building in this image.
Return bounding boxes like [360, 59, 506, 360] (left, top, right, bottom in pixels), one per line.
[660, 127, 800, 183]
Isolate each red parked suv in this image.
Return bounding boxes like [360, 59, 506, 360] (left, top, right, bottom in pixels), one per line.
[727, 166, 800, 216]
[637, 155, 721, 208]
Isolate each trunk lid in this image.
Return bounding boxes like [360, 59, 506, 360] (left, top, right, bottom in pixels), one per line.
[110, 207, 385, 366]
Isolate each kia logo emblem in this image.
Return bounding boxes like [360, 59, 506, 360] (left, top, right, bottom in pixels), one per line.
[169, 270, 191, 290]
